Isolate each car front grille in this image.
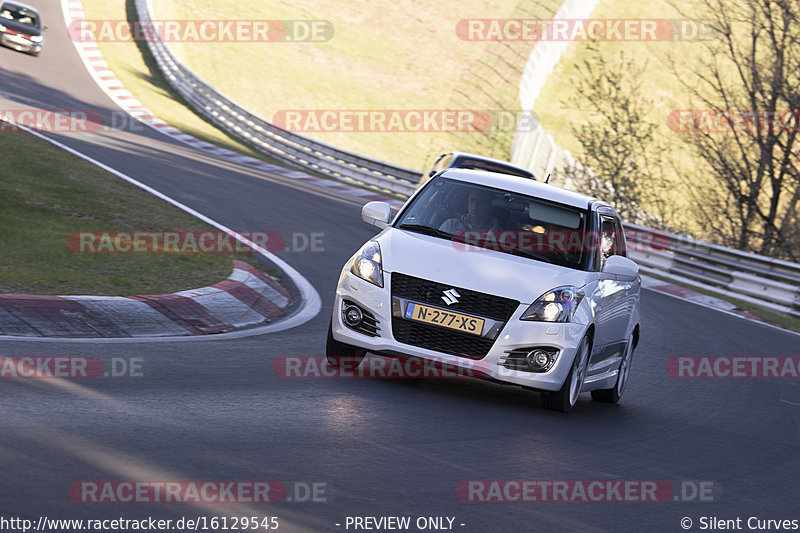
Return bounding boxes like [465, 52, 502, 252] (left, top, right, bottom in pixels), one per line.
[391, 319, 496, 359]
[390, 273, 520, 359]
[390, 273, 519, 321]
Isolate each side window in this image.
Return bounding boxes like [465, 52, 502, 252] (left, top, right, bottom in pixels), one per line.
[599, 216, 620, 268]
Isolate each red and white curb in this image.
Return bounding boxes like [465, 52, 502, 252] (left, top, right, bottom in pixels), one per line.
[61, 0, 403, 207]
[0, 261, 291, 338]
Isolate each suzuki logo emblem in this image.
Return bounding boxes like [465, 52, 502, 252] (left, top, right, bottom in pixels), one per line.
[441, 288, 460, 306]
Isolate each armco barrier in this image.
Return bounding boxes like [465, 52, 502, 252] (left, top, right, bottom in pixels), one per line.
[133, 0, 800, 319]
[625, 224, 800, 318]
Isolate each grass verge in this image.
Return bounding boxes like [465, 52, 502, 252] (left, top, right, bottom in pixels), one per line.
[0, 123, 262, 295]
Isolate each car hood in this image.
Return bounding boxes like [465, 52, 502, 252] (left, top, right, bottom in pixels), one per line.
[377, 227, 594, 304]
[0, 19, 41, 37]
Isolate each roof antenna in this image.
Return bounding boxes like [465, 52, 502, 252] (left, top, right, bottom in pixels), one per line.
[544, 173, 551, 184]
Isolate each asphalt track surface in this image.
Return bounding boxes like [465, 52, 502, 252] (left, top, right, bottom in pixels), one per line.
[0, 3, 798, 532]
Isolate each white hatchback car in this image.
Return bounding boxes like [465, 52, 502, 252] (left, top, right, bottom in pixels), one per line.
[328, 169, 641, 412]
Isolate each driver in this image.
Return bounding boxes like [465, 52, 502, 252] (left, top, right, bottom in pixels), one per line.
[439, 188, 500, 233]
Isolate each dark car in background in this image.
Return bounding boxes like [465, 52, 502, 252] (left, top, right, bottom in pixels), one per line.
[419, 151, 536, 188]
[0, 1, 43, 56]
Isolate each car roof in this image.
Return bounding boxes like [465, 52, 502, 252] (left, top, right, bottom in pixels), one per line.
[438, 168, 611, 211]
[1, 1, 39, 12]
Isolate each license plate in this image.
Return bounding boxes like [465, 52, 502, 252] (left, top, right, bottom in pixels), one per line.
[404, 302, 484, 336]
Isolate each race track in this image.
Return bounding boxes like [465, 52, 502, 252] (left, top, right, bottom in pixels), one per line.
[0, 3, 798, 532]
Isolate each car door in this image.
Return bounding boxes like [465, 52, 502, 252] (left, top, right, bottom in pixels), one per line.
[588, 214, 631, 375]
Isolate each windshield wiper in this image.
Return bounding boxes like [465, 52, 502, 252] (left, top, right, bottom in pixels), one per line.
[397, 223, 453, 239]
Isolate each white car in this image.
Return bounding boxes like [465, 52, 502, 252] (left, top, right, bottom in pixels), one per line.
[327, 169, 641, 412]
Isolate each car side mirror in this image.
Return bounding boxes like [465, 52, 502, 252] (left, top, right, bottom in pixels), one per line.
[602, 255, 639, 281]
[428, 170, 436, 177]
[361, 201, 392, 229]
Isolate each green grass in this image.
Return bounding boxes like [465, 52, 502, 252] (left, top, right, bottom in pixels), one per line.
[645, 272, 800, 334]
[0, 124, 260, 295]
[81, 0, 560, 173]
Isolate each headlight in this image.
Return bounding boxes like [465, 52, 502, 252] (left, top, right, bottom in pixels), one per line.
[520, 286, 584, 323]
[30, 35, 43, 43]
[350, 240, 383, 287]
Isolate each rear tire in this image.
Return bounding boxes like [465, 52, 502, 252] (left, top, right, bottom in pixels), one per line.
[591, 335, 635, 404]
[542, 334, 591, 413]
[326, 322, 366, 369]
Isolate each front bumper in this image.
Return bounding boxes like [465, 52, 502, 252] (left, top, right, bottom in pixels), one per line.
[332, 270, 587, 392]
[0, 33, 41, 54]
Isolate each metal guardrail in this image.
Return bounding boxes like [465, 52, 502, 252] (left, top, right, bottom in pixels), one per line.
[135, 0, 420, 198]
[135, 0, 800, 319]
[625, 224, 800, 318]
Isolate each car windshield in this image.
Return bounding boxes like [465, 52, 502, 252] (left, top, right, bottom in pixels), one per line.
[395, 177, 591, 270]
[0, 4, 39, 28]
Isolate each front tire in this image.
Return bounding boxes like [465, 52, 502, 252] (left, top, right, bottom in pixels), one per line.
[591, 335, 635, 404]
[326, 322, 366, 369]
[542, 334, 591, 412]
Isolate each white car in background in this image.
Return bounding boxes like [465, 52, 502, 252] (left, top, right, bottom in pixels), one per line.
[328, 169, 641, 412]
[419, 151, 536, 188]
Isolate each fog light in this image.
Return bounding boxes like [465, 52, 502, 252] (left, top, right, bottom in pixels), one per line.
[526, 349, 550, 369]
[344, 305, 363, 327]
